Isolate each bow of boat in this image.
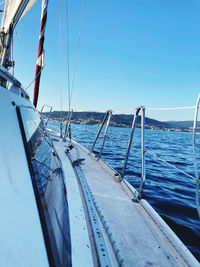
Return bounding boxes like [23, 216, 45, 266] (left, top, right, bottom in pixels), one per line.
[46, 129, 199, 267]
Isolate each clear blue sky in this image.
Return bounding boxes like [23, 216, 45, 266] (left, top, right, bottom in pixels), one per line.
[8, 0, 200, 121]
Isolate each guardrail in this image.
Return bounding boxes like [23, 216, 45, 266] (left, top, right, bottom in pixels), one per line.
[90, 107, 146, 198]
[121, 106, 146, 197]
[89, 100, 200, 214]
[90, 110, 112, 158]
[40, 105, 52, 127]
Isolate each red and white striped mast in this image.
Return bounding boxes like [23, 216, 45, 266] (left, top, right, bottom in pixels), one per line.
[33, 0, 49, 108]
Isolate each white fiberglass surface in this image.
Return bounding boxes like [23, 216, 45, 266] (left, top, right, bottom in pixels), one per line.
[52, 139, 94, 267]
[0, 88, 49, 266]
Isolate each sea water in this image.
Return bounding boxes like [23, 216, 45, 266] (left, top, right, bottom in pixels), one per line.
[48, 122, 200, 261]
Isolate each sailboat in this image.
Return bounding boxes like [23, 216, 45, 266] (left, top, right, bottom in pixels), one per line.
[0, 0, 199, 266]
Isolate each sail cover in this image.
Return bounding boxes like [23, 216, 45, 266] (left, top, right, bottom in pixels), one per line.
[20, 0, 37, 19]
[1, 0, 37, 34]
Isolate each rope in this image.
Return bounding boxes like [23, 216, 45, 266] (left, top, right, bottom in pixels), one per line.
[146, 150, 196, 181]
[192, 94, 200, 219]
[69, 0, 86, 106]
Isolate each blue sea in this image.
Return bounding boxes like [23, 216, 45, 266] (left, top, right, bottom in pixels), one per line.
[48, 122, 200, 261]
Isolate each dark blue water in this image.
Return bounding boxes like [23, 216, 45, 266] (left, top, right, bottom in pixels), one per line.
[48, 122, 200, 261]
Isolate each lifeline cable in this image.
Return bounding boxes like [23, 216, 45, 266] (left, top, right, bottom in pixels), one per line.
[113, 106, 196, 114]
[146, 150, 196, 181]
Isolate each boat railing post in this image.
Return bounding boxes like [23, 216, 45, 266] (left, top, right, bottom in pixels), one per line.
[99, 110, 112, 158]
[138, 106, 146, 197]
[90, 110, 110, 154]
[192, 94, 200, 219]
[40, 105, 45, 113]
[47, 106, 52, 126]
[64, 109, 73, 141]
[121, 107, 141, 180]
[40, 104, 52, 127]
[60, 123, 62, 138]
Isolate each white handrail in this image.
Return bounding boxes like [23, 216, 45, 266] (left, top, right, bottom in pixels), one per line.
[192, 94, 200, 219]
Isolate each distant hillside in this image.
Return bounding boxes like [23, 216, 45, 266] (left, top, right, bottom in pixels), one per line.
[43, 111, 196, 131]
[166, 121, 200, 129]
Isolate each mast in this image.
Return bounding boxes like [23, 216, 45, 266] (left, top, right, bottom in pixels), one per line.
[0, 0, 37, 86]
[33, 0, 48, 108]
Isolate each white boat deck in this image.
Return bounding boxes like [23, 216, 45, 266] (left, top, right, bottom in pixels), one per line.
[49, 132, 199, 267]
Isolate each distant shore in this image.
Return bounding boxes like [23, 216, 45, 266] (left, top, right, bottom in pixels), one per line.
[43, 111, 198, 133]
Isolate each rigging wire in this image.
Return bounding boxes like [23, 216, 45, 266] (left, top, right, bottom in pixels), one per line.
[66, 0, 71, 113]
[25, 65, 44, 90]
[59, 0, 63, 136]
[64, 0, 71, 137]
[64, 0, 86, 137]
[69, 0, 86, 105]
